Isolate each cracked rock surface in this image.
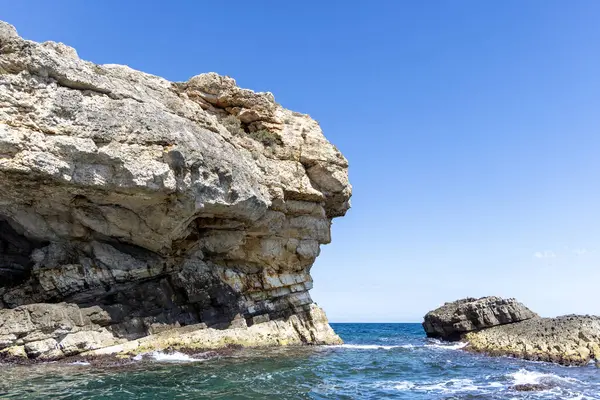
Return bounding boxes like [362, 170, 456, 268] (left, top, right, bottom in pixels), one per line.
[465, 315, 600, 366]
[423, 296, 538, 340]
[424, 297, 600, 366]
[0, 20, 349, 360]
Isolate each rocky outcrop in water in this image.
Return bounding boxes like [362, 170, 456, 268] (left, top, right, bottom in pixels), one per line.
[0, 20, 350, 360]
[422, 296, 538, 340]
[424, 297, 600, 366]
[465, 315, 600, 366]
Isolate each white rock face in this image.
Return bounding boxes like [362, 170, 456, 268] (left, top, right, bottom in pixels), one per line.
[0, 20, 350, 359]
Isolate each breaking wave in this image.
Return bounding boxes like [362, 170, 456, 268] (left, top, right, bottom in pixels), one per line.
[425, 340, 469, 350]
[327, 344, 415, 350]
[509, 368, 582, 386]
[3, 324, 600, 399]
[379, 368, 596, 398]
[132, 351, 204, 362]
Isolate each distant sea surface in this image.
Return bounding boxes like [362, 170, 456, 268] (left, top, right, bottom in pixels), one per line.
[2, 323, 600, 399]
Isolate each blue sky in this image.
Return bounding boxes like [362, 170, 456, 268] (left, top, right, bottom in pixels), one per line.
[3, 1, 600, 322]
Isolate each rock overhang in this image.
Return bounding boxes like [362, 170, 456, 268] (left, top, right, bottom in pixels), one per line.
[0, 20, 350, 359]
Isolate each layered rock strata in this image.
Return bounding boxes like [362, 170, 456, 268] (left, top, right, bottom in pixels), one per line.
[424, 297, 600, 366]
[422, 296, 538, 340]
[0, 21, 349, 360]
[465, 315, 600, 366]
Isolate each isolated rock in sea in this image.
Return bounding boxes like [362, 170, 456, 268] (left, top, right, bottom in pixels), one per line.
[465, 315, 600, 366]
[425, 297, 600, 366]
[0, 20, 350, 360]
[422, 296, 538, 340]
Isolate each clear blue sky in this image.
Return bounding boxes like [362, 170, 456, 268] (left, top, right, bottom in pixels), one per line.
[3, 1, 600, 322]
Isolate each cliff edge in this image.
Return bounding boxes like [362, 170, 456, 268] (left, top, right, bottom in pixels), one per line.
[0, 21, 350, 360]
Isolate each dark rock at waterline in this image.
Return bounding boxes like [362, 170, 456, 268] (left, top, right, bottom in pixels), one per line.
[190, 351, 221, 360]
[422, 296, 538, 340]
[510, 383, 554, 392]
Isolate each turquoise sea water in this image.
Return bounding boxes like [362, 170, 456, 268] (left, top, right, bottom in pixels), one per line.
[2, 323, 600, 399]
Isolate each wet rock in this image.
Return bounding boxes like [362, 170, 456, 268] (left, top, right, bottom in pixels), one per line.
[425, 297, 600, 366]
[190, 350, 220, 360]
[511, 383, 554, 392]
[87, 303, 340, 357]
[466, 315, 600, 366]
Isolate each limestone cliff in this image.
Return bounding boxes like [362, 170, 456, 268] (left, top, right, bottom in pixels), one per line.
[0, 21, 350, 360]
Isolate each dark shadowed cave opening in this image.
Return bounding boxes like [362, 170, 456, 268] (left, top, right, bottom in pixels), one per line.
[0, 215, 247, 338]
[0, 214, 304, 341]
[0, 218, 47, 288]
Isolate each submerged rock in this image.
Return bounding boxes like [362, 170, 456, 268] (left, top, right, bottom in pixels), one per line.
[510, 383, 554, 392]
[422, 296, 538, 340]
[0, 20, 350, 360]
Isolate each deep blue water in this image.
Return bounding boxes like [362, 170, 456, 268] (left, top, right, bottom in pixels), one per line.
[1, 323, 600, 399]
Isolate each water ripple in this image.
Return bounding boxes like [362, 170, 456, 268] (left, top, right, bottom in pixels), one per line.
[0, 324, 599, 399]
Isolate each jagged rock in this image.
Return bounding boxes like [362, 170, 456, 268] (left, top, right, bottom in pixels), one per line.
[465, 315, 600, 366]
[0, 303, 119, 359]
[0, 20, 349, 359]
[422, 296, 538, 340]
[425, 297, 600, 366]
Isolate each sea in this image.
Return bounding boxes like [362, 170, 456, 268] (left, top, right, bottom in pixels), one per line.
[1, 323, 599, 399]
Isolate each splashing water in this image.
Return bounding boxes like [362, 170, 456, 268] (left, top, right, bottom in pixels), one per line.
[0, 324, 599, 399]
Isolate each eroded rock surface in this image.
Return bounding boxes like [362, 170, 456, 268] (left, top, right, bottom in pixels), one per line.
[424, 297, 600, 366]
[0, 20, 349, 359]
[422, 296, 538, 340]
[0, 303, 119, 360]
[88, 303, 339, 357]
[466, 315, 600, 366]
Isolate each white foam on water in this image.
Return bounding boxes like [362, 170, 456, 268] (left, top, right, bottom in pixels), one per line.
[509, 368, 581, 386]
[419, 378, 479, 393]
[383, 369, 595, 397]
[392, 381, 415, 390]
[384, 378, 481, 393]
[328, 344, 414, 350]
[150, 351, 201, 362]
[68, 361, 91, 366]
[425, 341, 469, 350]
[132, 351, 204, 362]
